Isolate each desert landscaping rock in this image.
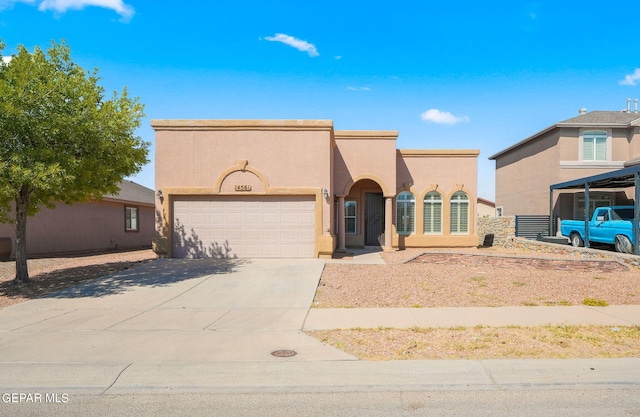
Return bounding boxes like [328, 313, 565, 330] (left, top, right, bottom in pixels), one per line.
[315, 248, 640, 308]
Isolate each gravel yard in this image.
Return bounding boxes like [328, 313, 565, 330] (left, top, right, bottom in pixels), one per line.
[0, 249, 156, 309]
[314, 248, 640, 308]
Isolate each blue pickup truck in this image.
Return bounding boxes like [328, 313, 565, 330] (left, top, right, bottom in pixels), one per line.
[560, 206, 636, 254]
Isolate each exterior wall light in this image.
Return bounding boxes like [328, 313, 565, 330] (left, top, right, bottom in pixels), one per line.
[323, 188, 329, 198]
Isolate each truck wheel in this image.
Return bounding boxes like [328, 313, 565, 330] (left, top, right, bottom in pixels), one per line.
[614, 235, 633, 254]
[570, 233, 583, 247]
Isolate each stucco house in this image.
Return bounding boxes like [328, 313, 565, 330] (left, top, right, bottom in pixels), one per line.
[489, 104, 640, 225]
[152, 119, 480, 259]
[477, 198, 497, 217]
[0, 180, 155, 260]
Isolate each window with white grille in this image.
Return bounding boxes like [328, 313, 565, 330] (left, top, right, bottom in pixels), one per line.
[125, 206, 139, 231]
[345, 201, 357, 234]
[396, 192, 415, 235]
[582, 131, 607, 161]
[423, 191, 442, 234]
[450, 191, 469, 234]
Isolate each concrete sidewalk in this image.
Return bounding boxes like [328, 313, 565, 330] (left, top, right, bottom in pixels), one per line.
[304, 305, 640, 330]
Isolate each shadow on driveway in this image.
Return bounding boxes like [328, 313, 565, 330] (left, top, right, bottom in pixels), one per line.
[1, 258, 250, 300]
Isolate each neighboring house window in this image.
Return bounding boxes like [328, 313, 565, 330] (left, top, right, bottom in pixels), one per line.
[396, 192, 415, 235]
[423, 191, 442, 234]
[125, 206, 139, 231]
[582, 131, 607, 161]
[345, 201, 357, 234]
[450, 191, 469, 234]
[576, 194, 612, 220]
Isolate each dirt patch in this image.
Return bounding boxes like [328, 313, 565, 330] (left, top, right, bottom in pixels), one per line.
[308, 325, 640, 360]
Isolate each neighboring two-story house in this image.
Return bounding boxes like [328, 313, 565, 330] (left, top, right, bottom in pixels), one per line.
[489, 106, 640, 227]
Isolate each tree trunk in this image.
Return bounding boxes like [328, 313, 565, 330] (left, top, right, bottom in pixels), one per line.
[14, 186, 30, 284]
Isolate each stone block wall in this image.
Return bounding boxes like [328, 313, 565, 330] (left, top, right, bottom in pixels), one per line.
[476, 216, 515, 247]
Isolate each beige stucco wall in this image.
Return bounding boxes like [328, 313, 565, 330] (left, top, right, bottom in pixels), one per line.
[0, 200, 154, 258]
[155, 120, 333, 190]
[333, 131, 398, 197]
[630, 127, 640, 160]
[394, 150, 480, 248]
[495, 129, 561, 216]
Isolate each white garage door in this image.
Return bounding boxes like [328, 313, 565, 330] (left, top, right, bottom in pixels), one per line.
[172, 196, 316, 258]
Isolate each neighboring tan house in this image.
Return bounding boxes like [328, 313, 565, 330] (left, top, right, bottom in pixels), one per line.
[489, 105, 640, 225]
[152, 119, 480, 259]
[0, 180, 155, 260]
[477, 198, 496, 217]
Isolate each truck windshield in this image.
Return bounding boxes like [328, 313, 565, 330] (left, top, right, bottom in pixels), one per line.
[611, 208, 634, 220]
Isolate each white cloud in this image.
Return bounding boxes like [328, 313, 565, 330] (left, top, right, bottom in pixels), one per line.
[420, 109, 469, 125]
[620, 68, 640, 86]
[0, 0, 134, 20]
[347, 86, 370, 91]
[264, 33, 319, 57]
[2, 56, 12, 65]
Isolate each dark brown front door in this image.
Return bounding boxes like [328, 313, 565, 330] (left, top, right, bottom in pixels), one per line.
[365, 192, 384, 246]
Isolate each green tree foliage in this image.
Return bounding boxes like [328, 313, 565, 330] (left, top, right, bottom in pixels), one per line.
[0, 40, 149, 283]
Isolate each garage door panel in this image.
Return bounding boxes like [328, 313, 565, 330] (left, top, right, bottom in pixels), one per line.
[298, 212, 315, 226]
[244, 212, 262, 224]
[280, 228, 299, 240]
[209, 213, 226, 226]
[173, 196, 315, 258]
[298, 228, 315, 240]
[192, 212, 209, 225]
[262, 212, 280, 225]
[227, 212, 243, 225]
[227, 227, 244, 239]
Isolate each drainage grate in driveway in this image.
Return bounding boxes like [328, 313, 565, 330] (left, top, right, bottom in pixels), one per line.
[271, 349, 297, 358]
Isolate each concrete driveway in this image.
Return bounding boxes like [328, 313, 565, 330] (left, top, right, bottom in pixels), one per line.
[0, 258, 355, 366]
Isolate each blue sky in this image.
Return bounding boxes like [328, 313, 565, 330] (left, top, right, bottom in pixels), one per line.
[1, 0, 639, 200]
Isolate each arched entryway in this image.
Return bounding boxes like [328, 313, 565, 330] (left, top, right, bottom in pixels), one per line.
[336, 178, 393, 250]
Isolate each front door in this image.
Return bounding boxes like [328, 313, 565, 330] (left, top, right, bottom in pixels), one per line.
[364, 192, 385, 246]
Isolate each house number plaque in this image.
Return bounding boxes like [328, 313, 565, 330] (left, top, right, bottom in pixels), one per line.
[235, 185, 252, 191]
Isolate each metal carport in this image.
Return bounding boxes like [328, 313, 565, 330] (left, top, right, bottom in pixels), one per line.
[549, 165, 640, 255]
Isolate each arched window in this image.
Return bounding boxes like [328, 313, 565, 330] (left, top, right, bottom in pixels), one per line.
[423, 192, 442, 234]
[396, 192, 415, 235]
[450, 191, 469, 234]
